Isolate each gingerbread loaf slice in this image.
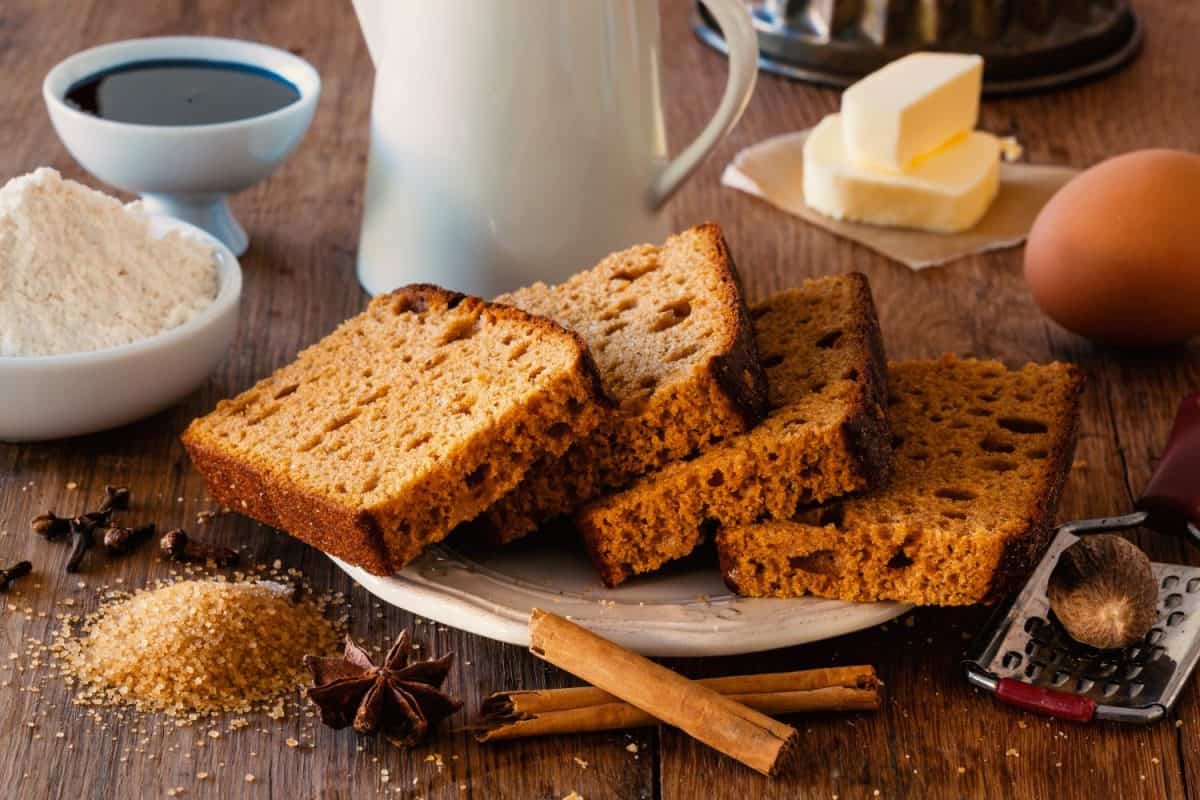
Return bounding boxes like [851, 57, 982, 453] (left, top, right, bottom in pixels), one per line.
[576, 273, 891, 587]
[717, 356, 1084, 606]
[183, 285, 606, 575]
[474, 224, 768, 544]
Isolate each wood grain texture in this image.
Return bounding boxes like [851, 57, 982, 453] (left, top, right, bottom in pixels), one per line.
[1, 0, 1198, 798]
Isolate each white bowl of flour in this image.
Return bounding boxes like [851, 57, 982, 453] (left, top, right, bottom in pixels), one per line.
[0, 169, 241, 441]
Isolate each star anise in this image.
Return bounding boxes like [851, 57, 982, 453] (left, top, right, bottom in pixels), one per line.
[303, 631, 462, 747]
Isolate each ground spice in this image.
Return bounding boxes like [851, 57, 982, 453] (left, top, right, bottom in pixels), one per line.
[54, 577, 341, 718]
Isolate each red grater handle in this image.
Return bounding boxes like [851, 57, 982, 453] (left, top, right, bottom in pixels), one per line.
[1137, 393, 1200, 532]
[995, 679, 1096, 722]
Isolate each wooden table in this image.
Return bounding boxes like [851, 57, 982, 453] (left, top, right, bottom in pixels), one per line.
[2, 1, 1199, 797]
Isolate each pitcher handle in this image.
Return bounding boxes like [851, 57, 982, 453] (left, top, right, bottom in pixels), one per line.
[649, 0, 758, 210]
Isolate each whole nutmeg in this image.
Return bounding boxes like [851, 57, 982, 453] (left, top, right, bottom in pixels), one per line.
[1047, 535, 1158, 650]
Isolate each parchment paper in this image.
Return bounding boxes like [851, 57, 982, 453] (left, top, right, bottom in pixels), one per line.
[721, 130, 1079, 270]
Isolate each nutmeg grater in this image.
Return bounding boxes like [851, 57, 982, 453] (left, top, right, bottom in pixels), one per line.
[693, 0, 1143, 94]
[965, 394, 1200, 723]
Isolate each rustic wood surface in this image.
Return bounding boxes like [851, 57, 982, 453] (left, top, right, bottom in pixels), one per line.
[2, 0, 1199, 797]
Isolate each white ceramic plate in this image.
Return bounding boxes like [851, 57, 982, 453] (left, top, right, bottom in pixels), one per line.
[332, 535, 910, 657]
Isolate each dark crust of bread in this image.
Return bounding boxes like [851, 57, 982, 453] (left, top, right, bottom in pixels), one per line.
[182, 428, 396, 573]
[699, 224, 769, 428]
[837, 273, 893, 493]
[182, 283, 609, 575]
[979, 366, 1085, 602]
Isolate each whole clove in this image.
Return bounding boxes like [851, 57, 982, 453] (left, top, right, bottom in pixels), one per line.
[31, 485, 148, 575]
[102, 523, 157, 556]
[32, 512, 71, 540]
[0, 561, 32, 592]
[160, 529, 239, 567]
[66, 512, 109, 573]
[76, 510, 112, 528]
[98, 485, 131, 514]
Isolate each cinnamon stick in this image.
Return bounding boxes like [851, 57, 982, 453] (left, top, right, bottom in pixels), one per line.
[526, 609, 798, 777]
[477, 665, 880, 742]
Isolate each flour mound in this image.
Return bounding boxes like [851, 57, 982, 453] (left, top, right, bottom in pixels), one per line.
[0, 168, 219, 357]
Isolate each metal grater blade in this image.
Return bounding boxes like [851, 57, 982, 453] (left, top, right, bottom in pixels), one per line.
[965, 528, 1200, 723]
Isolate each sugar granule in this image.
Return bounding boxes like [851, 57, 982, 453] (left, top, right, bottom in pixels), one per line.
[54, 579, 340, 717]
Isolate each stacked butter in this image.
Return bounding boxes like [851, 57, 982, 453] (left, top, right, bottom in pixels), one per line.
[803, 52, 1000, 233]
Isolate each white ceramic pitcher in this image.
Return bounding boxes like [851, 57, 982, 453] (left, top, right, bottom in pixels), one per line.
[352, 0, 757, 297]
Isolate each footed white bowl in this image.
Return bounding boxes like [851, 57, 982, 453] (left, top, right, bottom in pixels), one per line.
[0, 216, 241, 442]
[43, 36, 320, 255]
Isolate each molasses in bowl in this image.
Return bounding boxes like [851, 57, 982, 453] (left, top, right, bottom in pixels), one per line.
[43, 36, 320, 255]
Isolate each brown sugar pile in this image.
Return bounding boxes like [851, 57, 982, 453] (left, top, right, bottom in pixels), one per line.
[55, 578, 341, 718]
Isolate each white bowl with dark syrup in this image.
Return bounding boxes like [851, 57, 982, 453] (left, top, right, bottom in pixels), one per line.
[43, 37, 320, 255]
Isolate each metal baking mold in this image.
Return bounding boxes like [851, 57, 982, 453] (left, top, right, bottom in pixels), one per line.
[693, 0, 1143, 95]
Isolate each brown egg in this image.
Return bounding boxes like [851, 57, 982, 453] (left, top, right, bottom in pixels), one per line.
[1025, 149, 1200, 348]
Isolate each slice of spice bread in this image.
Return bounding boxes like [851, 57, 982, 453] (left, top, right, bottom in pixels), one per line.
[576, 273, 891, 587]
[473, 224, 768, 544]
[717, 356, 1084, 606]
[182, 285, 607, 575]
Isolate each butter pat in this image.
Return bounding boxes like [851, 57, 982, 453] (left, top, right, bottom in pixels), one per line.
[841, 52, 983, 172]
[803, 114, 999, 234]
